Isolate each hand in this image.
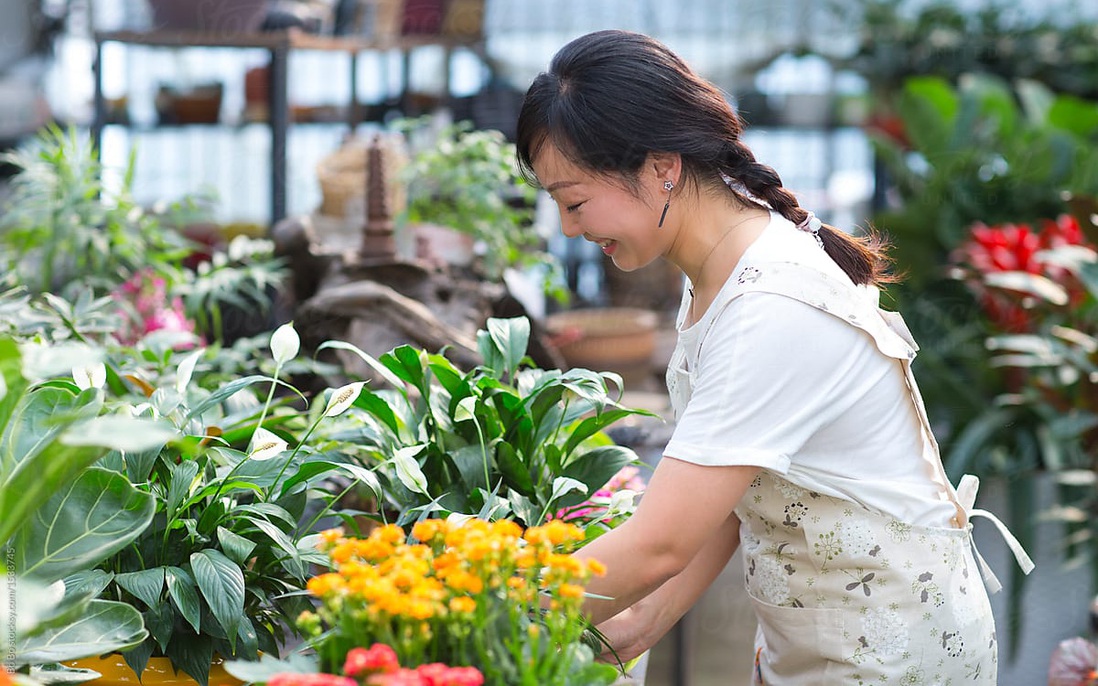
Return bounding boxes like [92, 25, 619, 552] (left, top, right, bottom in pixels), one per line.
[595, 608, 653, 665]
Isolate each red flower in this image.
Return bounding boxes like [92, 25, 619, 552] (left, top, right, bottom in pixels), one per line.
[953, 214, 1092, 333]
[366, 669, 427, 686]
[344, 644, 400, 677]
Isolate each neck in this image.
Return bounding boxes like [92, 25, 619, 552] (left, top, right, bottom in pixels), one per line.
[682, 206, 768, 295]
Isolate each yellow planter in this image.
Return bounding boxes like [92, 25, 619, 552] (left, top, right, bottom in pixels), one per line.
[67, 655, 243, 686]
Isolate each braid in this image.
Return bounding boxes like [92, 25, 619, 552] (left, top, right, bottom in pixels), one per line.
[721, 142, 892, 287]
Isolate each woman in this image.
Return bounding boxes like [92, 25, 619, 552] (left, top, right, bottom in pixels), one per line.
[516, 30, 1033, 684]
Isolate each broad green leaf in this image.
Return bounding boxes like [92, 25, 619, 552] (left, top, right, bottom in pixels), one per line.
[165, 566, 201, 634]
[166, 460, 201, 519]
[496, 442, 534, 496]
[15, 467, 155, 583]
[561, 409, 642, 456]
[190, 549, 244, 650]
[185, 375, 279, 421]
[114, 568, 165, 609]
[317, 340, 405, 390]
[61, 416, 178, 453]
[486, 316, 530, 376]
[242, 516, 305, 580]
[351, 387, 400, 435]
[143, 600, 175, 654]
[16, 599, 147, 664]
[166, 631, 214, 686]
[559, 446, 639, 508]
[448, 443, 492, 493]
[224, 652, 319, 682]
[216, 527, 257, 566]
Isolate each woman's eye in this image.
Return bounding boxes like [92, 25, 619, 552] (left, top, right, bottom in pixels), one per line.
[566, 201, 585, 212]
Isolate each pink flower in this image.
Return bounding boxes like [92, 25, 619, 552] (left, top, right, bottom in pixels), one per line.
[267, 673, 356, 686]
[421, 666, 483, 686]
[1049, 637, 1098, 686]
[366, 669, 427, 686]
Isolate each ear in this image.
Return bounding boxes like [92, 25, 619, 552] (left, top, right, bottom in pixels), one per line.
[648, 152, 683, 188]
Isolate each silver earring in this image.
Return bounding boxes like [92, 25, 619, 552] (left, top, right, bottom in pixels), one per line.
[658, 180, 674, 228]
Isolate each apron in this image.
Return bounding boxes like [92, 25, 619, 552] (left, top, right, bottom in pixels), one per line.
[666, 261, 1034, 685]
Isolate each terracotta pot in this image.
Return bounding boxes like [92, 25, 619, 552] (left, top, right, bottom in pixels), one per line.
[68, 654, 244, 686]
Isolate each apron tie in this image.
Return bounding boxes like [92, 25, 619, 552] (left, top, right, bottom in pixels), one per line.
[956, 474, 1035, 594]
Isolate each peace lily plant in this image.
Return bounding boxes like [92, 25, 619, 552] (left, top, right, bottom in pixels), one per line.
[1, 313, 382, 686]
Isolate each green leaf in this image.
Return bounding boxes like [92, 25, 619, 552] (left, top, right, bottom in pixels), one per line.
[60, 416, 178, 453]
[559, 446, 638, 508]
[165, 566, 201, 634]
[241, 516, 305, 579]
[15, 467, 155, 582]
[166, 460, 201, 519]
[143, 601, 175, 654]
[216, 527, 257, 566]
[384, 345, 427, 392]
[15, 599, 147, 664]
[562, 409, 640, 456]
[486, 316, 530, 377]
[496, 442, 534, 496]
[351, 387, 400, 435]
[317, 340, 406, 390]
[185, 375, 278, 421]
[114, 568, 165, 609]
[189, 549, 245, 652]
[224, 652, 319, 683]
[166, 631, 214, 686]
[0, 337, 29, 443]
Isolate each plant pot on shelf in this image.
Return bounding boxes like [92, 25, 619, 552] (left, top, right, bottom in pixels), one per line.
[147, 0, 269, 33]
[68, 654, 243, 686]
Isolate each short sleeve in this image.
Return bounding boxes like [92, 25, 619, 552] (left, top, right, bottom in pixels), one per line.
[664, 293, 867, 471]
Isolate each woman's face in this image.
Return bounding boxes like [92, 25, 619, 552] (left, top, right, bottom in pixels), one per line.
[531, 143, 672, 272]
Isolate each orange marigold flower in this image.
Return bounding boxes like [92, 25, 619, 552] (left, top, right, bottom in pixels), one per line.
[558, 583, 585, 599]
[307, 573, 346, 597]
[449, 596, 476, 614]
[586, 559, 607, 576]
[412, 519, 446, 542]
[319, 528, 344, 547]
[376, 523, 407, 545]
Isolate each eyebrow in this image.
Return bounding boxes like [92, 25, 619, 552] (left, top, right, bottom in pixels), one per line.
[545, 181, 580, 192]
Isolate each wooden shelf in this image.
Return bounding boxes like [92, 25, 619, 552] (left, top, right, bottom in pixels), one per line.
[95, 28, 482, 53]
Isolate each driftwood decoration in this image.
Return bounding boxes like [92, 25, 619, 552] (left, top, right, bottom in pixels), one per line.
[273, 133, 562, 384]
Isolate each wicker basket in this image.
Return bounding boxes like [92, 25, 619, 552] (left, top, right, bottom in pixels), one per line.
[316, 134, 408, 220]
[545, 307, 659, 372]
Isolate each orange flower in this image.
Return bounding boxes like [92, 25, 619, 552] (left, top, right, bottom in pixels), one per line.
[449, 596, 476, 614]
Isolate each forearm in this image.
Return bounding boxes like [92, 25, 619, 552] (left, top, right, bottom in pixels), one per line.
[592, 512, 741, 664]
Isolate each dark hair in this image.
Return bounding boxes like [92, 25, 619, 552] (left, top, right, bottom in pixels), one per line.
[516, 29, 891, 286]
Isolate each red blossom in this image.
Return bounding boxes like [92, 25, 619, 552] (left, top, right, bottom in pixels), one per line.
[953, 214, 1091, 333]
[366, 669, 427, 686]
[413, 664, 484, 686]
[344, 644, 400, 677]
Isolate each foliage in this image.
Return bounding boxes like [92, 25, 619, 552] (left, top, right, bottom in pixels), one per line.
[318, 316, 653, 529]
[0, 125, 189, 296]
[952, 216, 1098, 504]
[835, 0, 1098, 99]
[2, 317, 381, 686]
[296, 520, 618, 686]
[400, 120, 564, 297]
[0, 337, 159, 676]
[0, 126, 286, 347]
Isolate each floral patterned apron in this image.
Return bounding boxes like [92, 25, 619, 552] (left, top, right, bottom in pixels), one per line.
[667, 261, 1034, 685]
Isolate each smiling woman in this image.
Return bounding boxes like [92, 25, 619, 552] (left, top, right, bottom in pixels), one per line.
[514, 29, 1034, 685]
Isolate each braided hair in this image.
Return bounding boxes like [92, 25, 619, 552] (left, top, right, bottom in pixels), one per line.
[516, 29, 891, 286]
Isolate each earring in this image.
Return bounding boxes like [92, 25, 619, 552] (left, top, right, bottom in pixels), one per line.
[658, 180, 675, 228]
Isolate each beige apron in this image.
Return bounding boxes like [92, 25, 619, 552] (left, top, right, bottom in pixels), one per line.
[668, 261, 1034, 685]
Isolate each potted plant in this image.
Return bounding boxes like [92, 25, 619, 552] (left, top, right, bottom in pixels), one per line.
[317, 316, 652, 530]
[399, 121, 565, 301]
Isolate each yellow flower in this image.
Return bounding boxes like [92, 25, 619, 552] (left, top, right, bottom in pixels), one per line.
[306, 573, 346, 597]
[586, 558, 607, 577]
[412, 519, 446, 542]
[449, 596, 476, 614]
[558, 583, 585, 599]
[319, 527, 344, 547]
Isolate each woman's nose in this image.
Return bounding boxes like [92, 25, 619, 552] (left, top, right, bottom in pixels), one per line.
[559, 212, 583, 238]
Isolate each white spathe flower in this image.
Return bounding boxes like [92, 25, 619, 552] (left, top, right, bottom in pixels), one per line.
[269, 322, 300, 366]
[248, 427, 288, 461]
[175, 348, 204, 395]
[606, 489, 639, 518]
[550, 476, 587, 503]
[72, 362, 107, 390]
[392, 445, 429, 495]
[324, 381, 365, 417]
[446, 512, 477, 526]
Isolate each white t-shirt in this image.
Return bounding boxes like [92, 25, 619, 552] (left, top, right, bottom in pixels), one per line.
[664, 213, 958, 528]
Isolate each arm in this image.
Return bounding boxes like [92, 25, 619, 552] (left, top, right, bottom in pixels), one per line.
[595, 510, 742, 663]
[574, 456, 759, 624]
